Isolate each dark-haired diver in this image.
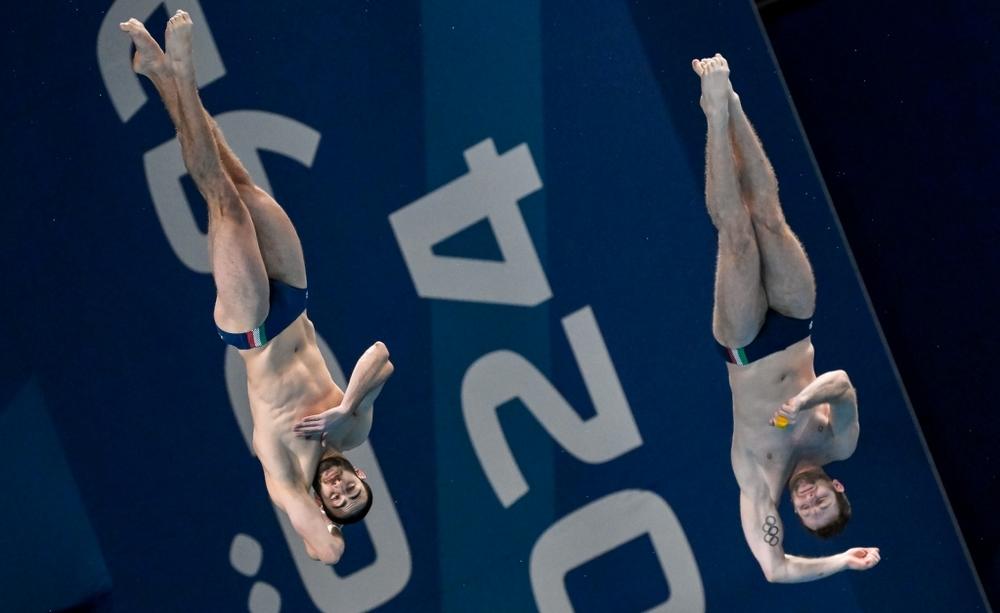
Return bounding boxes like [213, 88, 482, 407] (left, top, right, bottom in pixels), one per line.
[693, 53, 879, 582]
[122, 11, 393, 564]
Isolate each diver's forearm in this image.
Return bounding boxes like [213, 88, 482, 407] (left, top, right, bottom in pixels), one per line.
[769, 553, 848, 583]
[341, 342, 392, 412]
[797, 370, 853, 409]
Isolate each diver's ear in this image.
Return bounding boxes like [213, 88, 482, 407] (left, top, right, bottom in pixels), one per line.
[831, 479, 845, 493]
[355, 468, 368, 481]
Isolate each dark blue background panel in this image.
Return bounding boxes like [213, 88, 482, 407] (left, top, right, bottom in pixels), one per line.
[0, 381, 112, 612]
[0, 0, 987, 611]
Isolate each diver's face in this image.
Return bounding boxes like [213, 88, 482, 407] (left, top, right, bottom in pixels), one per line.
[317, 458, 368, 520]
[791, 477, 844, 530]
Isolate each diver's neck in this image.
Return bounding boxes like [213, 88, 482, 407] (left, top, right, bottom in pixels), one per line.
[320, 446, 344, 461]
[789, 460, 823, 481]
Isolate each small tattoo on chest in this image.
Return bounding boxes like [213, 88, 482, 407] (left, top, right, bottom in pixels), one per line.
[762, 515, 780, 546]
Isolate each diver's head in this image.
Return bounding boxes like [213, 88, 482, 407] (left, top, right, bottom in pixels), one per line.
[789, 467, 851, 538]
[313, 454, 373, 525]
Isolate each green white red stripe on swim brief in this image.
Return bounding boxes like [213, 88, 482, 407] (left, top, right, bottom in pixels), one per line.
[727, 346, 749, 366]
[245, 325, 268, 348]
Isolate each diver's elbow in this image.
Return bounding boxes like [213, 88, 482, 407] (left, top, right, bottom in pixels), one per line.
[318, 543, 343, 565]
[761, 562, 785, 583]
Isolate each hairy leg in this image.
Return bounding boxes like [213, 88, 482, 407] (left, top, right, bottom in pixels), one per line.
[724, 59, 815, 318]
[208, 121, 308, 288]
[154, 11, 270, 332]
[693, 55, 767, 347]
[120, 17, 306, 289]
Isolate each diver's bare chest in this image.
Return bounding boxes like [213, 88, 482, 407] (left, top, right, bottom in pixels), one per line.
[741, 407, 833, 466]
[256, 425, 326, 484]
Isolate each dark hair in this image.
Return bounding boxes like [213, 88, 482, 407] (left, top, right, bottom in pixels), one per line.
[799, 489, 852, 539]
[312, 458, 374, 526]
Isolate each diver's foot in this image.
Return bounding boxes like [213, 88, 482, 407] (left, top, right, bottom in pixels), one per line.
[692, 53, 733, 118]
[165, 10, 195, 79]
[119, 18, 169, 79]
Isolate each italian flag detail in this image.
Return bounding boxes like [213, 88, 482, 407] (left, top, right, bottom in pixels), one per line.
[728, 346, 749, 366]
[245, 326, 268, 348]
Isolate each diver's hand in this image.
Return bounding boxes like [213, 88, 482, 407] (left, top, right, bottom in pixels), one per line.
[842, 547, 881, 571]
[770, 395, 804, 427]
[293, 406, 347, 440]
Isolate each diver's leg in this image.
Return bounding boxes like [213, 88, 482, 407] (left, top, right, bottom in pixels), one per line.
[724, 59, 815, 318]
[164, 10, 269, 331]
[693, 55, 767, 347]
[121, 17, 306, 289]
[120, 19, 182, 128]
[207, 118, 307, 288]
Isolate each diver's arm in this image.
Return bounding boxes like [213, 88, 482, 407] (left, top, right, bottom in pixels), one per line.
[267, 478, 345, 564]
[820, 371, 860, 457]
[288, 492, 345, 565]
[739, 488, 876, 583]
[741, 490, 838, 582]
[293, 342, 393, 440]
[340, 341, 394, 415]
[773, 552, 852, 583]
[740, 488, 881, 583]
[770, 370, 857, 430]
[780, 548, 881, 582]
[799, 370, 856, 413]
[798, 370, 859, 457]
[738, 488, 787, 582]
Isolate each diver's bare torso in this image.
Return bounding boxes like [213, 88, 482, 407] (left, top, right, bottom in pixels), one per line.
[242, 313, 363, 490]
[729, 338, 841, 496]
